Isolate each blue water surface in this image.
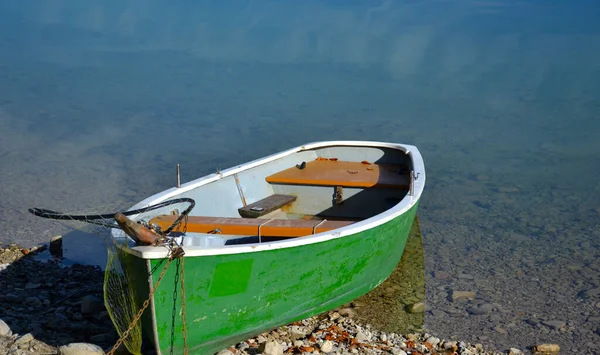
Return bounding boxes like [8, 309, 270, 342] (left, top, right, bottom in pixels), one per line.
[0, 1, 599, 352]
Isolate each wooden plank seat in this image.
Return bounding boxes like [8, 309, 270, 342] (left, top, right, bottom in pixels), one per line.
[149, 215, 355, 238]
[238, 194, 297, 218]
[265, 159, 410, 189]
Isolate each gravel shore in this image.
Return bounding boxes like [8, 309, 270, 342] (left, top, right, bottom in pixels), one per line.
[0, 243, 558, 355]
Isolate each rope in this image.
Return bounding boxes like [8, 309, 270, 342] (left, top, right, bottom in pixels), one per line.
[312, 219, 327, 234]
[257, 219, 275, 243]
[29, 197, 196, 224]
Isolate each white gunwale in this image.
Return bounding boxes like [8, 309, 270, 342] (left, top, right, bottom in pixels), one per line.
[112, 141, 426, 259]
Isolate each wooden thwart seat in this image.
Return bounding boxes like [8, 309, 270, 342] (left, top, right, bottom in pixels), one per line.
[150, 215, 354, 238]
[265, 159, 410, 189]
[238, 194, 297, 218]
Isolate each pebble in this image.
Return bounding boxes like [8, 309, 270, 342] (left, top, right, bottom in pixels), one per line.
[0, 243, 557, 355]
[14, 333, 34, 345]
[0, 244, 115, 354]
[579, 287, 600, 298]
[533, 343, 560, 353]
[451, 290, 477, 301]
[433, 270, 452, 279]
[320, 340, 334, 353]
[468, 303, 494, 315]
[81, 295, 105, 315]
[0, 320, 11, 337]
[426, 336, 440, 347]
[406, 302, 425, 313]
[222, 311, 506, 355]
[355, 331, 370, 342]
[259, 341, 283, 355]
[59, 342, 105, 355]
[494, 326, 508, 334]
[542, 320, 566, 330]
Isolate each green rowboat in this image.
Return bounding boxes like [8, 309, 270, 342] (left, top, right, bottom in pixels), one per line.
[110, 140, 426, 354]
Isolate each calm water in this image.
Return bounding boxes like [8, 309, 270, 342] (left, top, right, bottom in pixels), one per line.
[1, 1, 599, 352]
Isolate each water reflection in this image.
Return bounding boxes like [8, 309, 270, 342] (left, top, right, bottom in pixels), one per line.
[33, 230, 108, 268]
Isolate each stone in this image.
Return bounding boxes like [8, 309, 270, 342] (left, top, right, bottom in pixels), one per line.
[433, 271, 452, 279]
[508, 348, 524, 355]
[338, 307, 357, 318]
[356, 331, 370, 342]
[468, 303, 494, 315]
[406, 302, 426, 313]
[542, 320, 566, 330]
[443, 341, 458, 351]
[289, 325, 308, 339]
[81, 295, 105, 314]
[59, 342, 105, 355]
[426, 336, 440, 347]
[579, 288, 600, 299]
[90, 333, 112, 343]
[14, 333, 34, 345]
[450, 290, 476, 301]
[25, 296, 42, 307]
[406, 333, 418, 341]
[320, 340, 334, 353]
[494, 326, 507, 334]
[216, 349, 235, 355]
[25, 282, 41, 289]
[0, 319, 12, 336]
[4, 293, 20, 303]
[533, 344, 560, 353]
[258, 341, 283, 355]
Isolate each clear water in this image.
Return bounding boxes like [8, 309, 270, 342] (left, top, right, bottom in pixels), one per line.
[1, 1, 599, 352]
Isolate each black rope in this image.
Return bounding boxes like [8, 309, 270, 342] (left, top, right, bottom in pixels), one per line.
[28, 197, 195, 222]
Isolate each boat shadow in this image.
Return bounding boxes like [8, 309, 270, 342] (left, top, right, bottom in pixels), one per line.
[339, 216, 425, 333]
[0, 231, 117, 350]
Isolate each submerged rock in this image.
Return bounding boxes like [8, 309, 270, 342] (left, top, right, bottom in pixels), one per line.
[406, 302, 426, 313]
[450, 290, 477, 301]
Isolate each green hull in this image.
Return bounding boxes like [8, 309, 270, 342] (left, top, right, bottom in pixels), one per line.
[136, 202, 419, 354]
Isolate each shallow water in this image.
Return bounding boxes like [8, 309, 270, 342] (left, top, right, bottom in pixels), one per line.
[1, 1, 599, 352]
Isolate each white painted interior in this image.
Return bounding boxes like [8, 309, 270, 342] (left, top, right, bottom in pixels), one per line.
[111, 141, 426, 259]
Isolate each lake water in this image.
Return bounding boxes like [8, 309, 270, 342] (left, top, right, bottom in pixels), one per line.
[1, 1, 599, 353]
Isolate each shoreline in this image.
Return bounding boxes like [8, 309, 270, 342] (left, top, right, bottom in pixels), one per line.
[0, 243, 559, 355]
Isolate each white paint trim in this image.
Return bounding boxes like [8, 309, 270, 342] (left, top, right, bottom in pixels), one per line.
[113, 141, 426, 259]
[146, 259, 162, 354]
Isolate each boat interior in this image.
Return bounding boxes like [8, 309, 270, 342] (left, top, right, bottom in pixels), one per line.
[143, 145, 414, 247]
